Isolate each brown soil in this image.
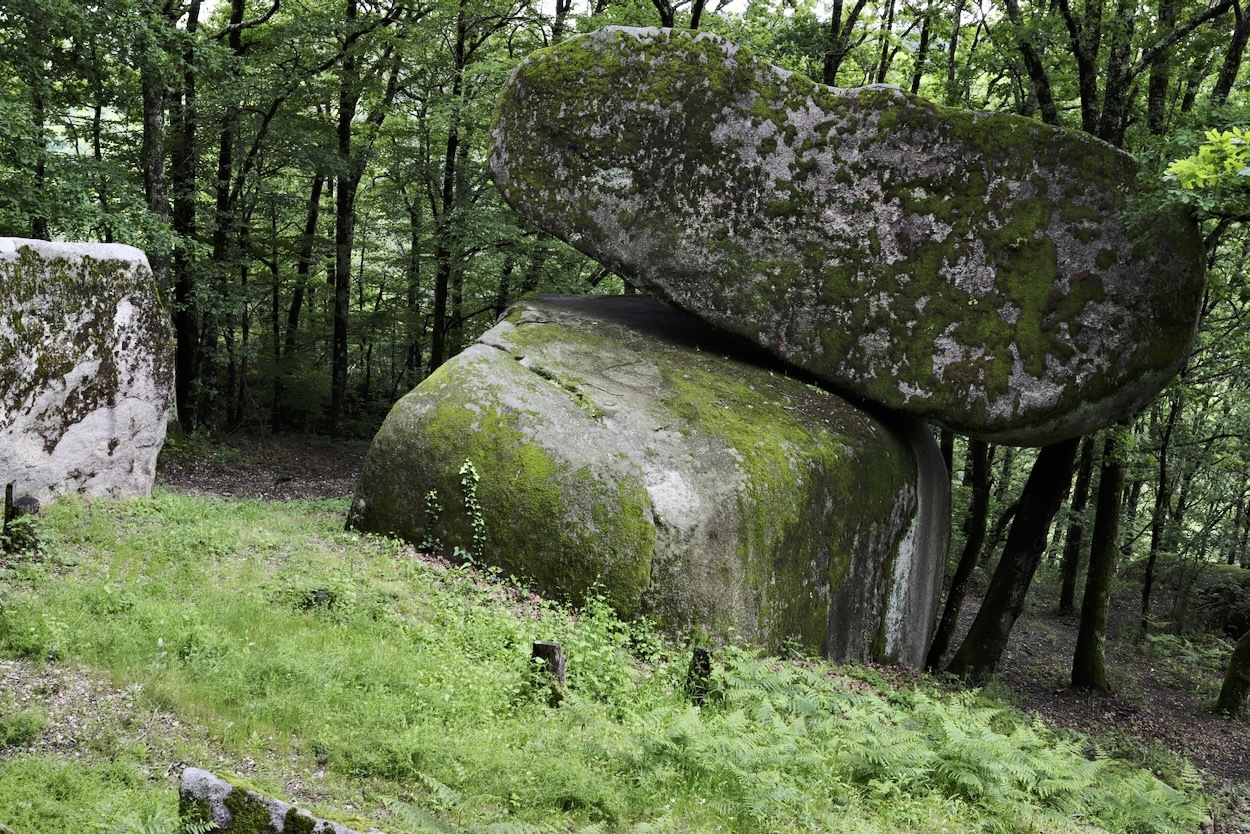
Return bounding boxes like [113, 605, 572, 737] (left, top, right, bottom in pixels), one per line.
[149, 435, 1250, 830]
[157, 434, 369, 501]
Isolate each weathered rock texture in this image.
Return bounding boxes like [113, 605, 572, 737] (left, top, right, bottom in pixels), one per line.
[350, 295, 948, 665]
[490, 27, 1205, 446]
[180, 767, 385, 833]
[0, 238, 173, 502]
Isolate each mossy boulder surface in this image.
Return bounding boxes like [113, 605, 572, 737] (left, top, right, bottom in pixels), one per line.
[0, 238, 173, 501]
[349, 295, 948, 665]
[490, 28, 1205, 446]
[179, 768, 386, 833]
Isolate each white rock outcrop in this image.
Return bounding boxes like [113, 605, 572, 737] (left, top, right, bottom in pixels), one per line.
[0, 238, 173, 502]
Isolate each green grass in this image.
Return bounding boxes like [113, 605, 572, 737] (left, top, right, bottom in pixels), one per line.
[0, 491, 1209, 833]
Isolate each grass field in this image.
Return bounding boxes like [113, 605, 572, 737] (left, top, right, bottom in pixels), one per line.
[0, 490, 1210, 833]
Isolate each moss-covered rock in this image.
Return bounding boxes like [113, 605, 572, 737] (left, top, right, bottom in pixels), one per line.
[0, 238, 173, 501]
[178, 768, 387, 833]
[490, 28, 1205, 446]
[349, 295, 948, 665]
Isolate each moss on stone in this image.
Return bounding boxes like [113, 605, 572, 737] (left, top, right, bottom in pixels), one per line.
[222, 783, 277, 833]
[353, 296, 932, 659]
[490, 27, 1205, 445]
[0, 242, 173, 452]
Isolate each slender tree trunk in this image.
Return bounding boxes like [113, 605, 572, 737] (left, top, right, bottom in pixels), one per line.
[551, 0, 572, 43]
[876, 0, 896, 84]
[1060, 435, 1096, 614]
[285, 175, 326, 356]
[945, 439, 1080, 684]
[31, 82, 49, 240]
[232, 226, 250, 431]
[171, 0, 201, 431]
[926, 438, 990, 670]
[943, 0, 966, 105]
[823, 0, 870, 85]
[1072, 430, 1125, 691]
[401, 198, 424, 395]
[1147, 0, 1177, 134]
[1096, 0, 1135, 145]
[1142, 395, 1182, 633]
[430, 3, 467, 371]
[1002, 0, 1060, 125]
[939, 428, 955, 481]
[270, 203, 282, 433]
[140, 52, 171, 295]
[199, 0, 248, 430]
[1213, 4, 1250, 105]
[1216, 627, 1250, 716]
[1229, 496, 1245, 566]
[331, 9, 358, 435]
[909, 0, 934, 94]
[978, 446, 1015, 569]
[690, 0, 707, 29]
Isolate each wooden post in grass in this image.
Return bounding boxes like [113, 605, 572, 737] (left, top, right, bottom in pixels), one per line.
[3, 483, 13, 551]
[532, 641, 566, 707]
[686, 647, 713, 704]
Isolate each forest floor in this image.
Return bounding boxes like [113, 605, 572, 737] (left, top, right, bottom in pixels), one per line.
[154, 433, 1250, 829]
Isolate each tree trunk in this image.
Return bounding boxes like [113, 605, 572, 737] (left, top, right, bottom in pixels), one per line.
[1142, 394, 1182, 633]
[200, 0, 248, 430]
[909, 0, 933, 94]
[875, 0, 895, 84]
[926, 438, 990, 670]
[1212, 3, 1250, 105]
[1071, 430, 1125, 691]
[939, 428, 954, 481]
[170, 0, 201, 431]
[943, 0, 966, 105]
[1002, 0, 1060, 125]
[430, 4, 467, 371]
[1059, 435, 1096, 614]
[944, 439, 1080, 684]
[1146, 0, 1177, 135]
[1216, 627, 1250, 717]
[140, 58, 171, 294]
[823, 0, 870, 85]
[978, 445, 1015, 569]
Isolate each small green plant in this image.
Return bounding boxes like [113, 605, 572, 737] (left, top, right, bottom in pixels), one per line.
[0, 704, 46, 747]
[95, 807, 215, 834]
[421, 490, 444, 552]
[2, 513, 40, 554]
[458, 459, 486, 562]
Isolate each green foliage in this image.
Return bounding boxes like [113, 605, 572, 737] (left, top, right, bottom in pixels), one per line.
[0, 491, 1213, 833]
[0, 756, 189, 834]
[1164, 127, 1250, 217]
[458, 459, 487, 563]
[422, 490, 445, 552]
[94, 806, 215, 834]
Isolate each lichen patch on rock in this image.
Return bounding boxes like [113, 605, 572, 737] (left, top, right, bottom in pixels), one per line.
[0, 238, 173, 502]
[490, 27, 1205, 445]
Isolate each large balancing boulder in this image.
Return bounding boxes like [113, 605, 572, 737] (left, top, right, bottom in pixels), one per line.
[0, 239, 174, 501]
[350, 295, 948, 665]
[490, 27, 1205, 446]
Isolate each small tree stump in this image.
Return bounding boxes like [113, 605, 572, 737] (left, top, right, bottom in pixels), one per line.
[12, 496, 39, 517]
[685, 646, 713, 704]
[532, 640, 566, 707]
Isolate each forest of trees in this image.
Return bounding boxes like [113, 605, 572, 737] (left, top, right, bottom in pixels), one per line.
[5, 0, 1250, 708]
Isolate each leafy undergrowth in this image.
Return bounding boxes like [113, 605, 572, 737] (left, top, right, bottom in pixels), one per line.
[0, 492, 1210, 833]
